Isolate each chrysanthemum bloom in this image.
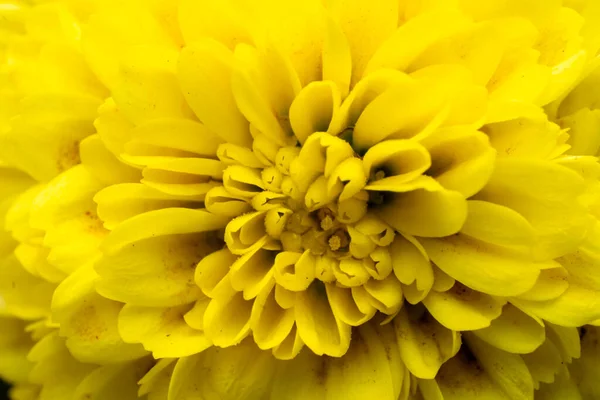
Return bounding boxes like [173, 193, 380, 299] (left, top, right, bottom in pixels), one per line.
[2, 0, 600, 399]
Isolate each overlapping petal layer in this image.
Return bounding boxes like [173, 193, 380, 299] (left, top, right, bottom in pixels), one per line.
[1, 1, 600, 399]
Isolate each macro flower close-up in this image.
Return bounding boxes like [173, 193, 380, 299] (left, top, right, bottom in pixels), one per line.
[1, 0, 600, 399]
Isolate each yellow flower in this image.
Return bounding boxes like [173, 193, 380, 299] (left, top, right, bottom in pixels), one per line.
[2, 0, 600, 399]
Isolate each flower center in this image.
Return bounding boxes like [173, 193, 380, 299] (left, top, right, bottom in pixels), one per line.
[214, 131, 399, 287]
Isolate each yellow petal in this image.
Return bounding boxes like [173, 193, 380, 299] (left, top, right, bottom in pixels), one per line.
[224, 211, 267, 255]
[0, 317, 34, 383]
[0, 255, 54, 320]
[463, 334, 535, 400]
[352, 77, 443, 151]
[138, 358, 175, 398]
[324, 324, 401, 400]
[204, 185, 252, 218]
[222, 165, 265, 198]
[14, 244, 65, 283]
[96, 233, 212, 307]
[390, 235, 433, 303]
[423, 283, 506, 331]
[472, 304, 545, 354]
[475, 151, 589, 260]
[511, 283, 600, 327]
[272, 325, 304, 360]
[195, 249, 237, 299]
[250, 282, 295, 350]
[83, 3, 178, 89]
[485, 116, 567, 160]
[322, 13, 352, 97]
[433, 350, 506, 400]
[394, 307, 461, 379]
[521, 336, 563, 389]
[365, 9, 471, 75]
[558, 222, 600, 290]
[94, 183, 202, 230]
[79, 134, 141, 186]
[295, 282, 351, 357]
[218, 143, 264, 168]
[168, 339, 275, 400]
[515, 265, 569, 302]
[569, 326, 600, 399]
[112, 46, 194, 125]
[420, 234, 541, 296]
[30, 165, 103, 231]
[327, 284, 376, 326]
[461, 200, 535, 250]
[273, 251, 316, 292]
[254, 0, 325, 85]
[130, 118, 223, 159]
[178, 0, 255, 49]
[52, 264, 148, 364]
[535, 366, 583, 400]
[289, 81, 341, 144]
[362, 139, 431, 187]
[377, 179, 468, 238]
[330, 68, 412, 135]
[330, 0, 398, 86]
[203, 286, 253, 347]
[0, 95, 99, 182]
[231, 44, 290, 146]
[73, 359, 153, 400]
[560, 108, 600, 156]
[94, 97, 134, 158]
[363, 275, 404, 314]
[230, 247, 274, 299]
[421, 128, 496, 198]
[119, 304, 211, 358]
[101, 208, 228, 254]
[178, 39, 252, 146]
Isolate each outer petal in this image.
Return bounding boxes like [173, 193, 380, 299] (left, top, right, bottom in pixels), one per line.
[393, 307, 461, 379]
[420, 234, 541, 297]
[52, 265, 148, 364]
[471, 304, 545, 354]
[377, 179, 468, 238]
[95, 233, 213, 307]
[422, 283, 506, 331]
[119, 304, 211, 359]
[168, 339, 275, 400]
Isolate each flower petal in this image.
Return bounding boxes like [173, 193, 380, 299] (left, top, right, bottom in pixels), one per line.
[475, 157, 590, 260]
[73, 360, 153, 400]
[289, 81, 341, 144]
[423, 283, 506, 331]
[178, 0, 255, 49]
[511, 283, 600, 327]
[420, 235, 541, 297]
[471, 304, 545, 354]
[112, 47, 194, 125]
[178, 39, 252, 146]
[421, 128, 496, 198]
[463, 334, 535, 400]
[119, 304, 211, 358]
[295, 283, 351, 357]
[101, 208, 228, 254]
[377, 180, 468, 238]
[52, 264, 148, 364]
[95, 233, 214, 307]
[460, 200, 535, 249]
[394, 307, 461, 379]
[94, 183, 202, 230]
[203, 284, 253, 348]
[168, 339, 275, 400]
[250, 282, 295, 350]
